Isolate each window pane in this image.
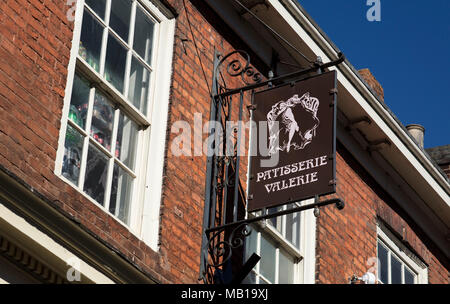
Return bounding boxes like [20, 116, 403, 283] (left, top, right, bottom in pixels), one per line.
[109, 164, 133, 224]
[404, 268, 415, 284]
[260, 235, 276, 283]
[391, 255, 402, 284]
[133, 6, 155, 64]
[267, 206, 282, 233]
[104, 34, 127, 93]
[110, 0, 132, 42]
[377, 241, 388, 283]
[62, 125, 84, 185]
[279, 250, 294, 284]
[84, 144, 109, 205]
[286, 204, 300, 249]
[85, 0, 107, 20]
[116, 113, 138, 169]
[79, 9, 103, 72]
[245, 227, 258, 261]
[128, 56, 150, 113]
[69, 74, 90, 130]
[91, 92, 114, 150]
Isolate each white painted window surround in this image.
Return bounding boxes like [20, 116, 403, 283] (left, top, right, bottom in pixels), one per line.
[377, 226, 428, 284]
[244, 198, 317, 284]
[55, 0, 175, 251]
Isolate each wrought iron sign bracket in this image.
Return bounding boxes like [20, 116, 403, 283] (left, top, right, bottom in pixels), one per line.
[213, 52, 345, 99]
[200, 49, 346, 284]
[201, 195, 345, 284]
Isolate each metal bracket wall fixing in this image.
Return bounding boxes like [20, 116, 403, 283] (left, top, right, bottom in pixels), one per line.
[199, 49, 346, 284]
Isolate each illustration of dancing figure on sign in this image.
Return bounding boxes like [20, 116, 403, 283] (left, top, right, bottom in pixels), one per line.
[267, 92, 320, 156]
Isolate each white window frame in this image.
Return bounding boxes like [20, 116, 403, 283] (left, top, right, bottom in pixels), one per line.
[247, 226, 301, 284]
[55, 0, 175, 251]
[246, 198, 317, 284]
[377, 225, 428, 284]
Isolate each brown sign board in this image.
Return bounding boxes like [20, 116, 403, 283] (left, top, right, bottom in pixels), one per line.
[247, 71, 337, 212]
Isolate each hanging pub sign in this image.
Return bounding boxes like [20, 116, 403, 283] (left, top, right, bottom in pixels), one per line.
[247, 71, 337, 212]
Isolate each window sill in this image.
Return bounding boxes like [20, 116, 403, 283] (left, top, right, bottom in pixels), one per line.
[251, 216, 303, 261]
[56, 173, 143, 242]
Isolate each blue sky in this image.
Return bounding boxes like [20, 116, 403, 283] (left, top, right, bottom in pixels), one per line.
[298, 0, 450, 148]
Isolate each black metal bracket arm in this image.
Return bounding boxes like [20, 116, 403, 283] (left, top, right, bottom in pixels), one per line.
[214, 52, 346, 99]
[205, 197, 344, 235]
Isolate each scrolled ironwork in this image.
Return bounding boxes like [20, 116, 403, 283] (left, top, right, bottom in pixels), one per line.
[214, 50, 262, 94]
[227, 59, 246, 77]
[243, 66, 263, 84]
[205, 223, 252, 269]
[229, 223, 252, 248]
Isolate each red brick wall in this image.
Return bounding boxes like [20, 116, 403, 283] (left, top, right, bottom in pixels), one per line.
[315, 143, 449, 284]
[0, 0, 173, 283]
[0, 0, 447, 285]
[0, 0, 264, 283]
[160, 0, 262, 283]
[440, 163, 450, 180]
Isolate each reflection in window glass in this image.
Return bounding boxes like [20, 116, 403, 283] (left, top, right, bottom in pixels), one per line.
[109, 164, 133, 224]
[279, 250, 294, 284]
[110, 0, 132, 42]
[66, 0, 162, 228]
[84, 144, 109, 205]
[377, 242, 388, 283]
[79, 9, 104, 72]
[286, 204, 300, 249]
[128, 57, 150, 113]
[69, 74, 90, 130]
[404, 268, 415, 284]
[267, 206, 282, 233]
[116, 113, 138, 169]
[260, 235, 276, 283]
[133, 6, 155, 64]
[85, 0, 107, 20]
[91, 92, 114, 150]
[391, 255, 402, 284]
[104, 34, 127, 92]
[377, 239, 422, 284]
[62, 125, 84, 185]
